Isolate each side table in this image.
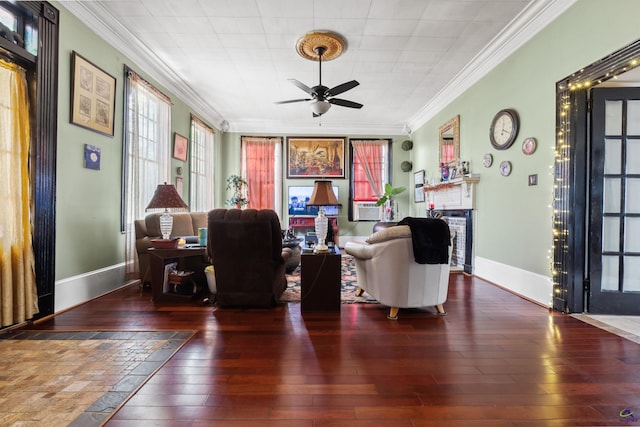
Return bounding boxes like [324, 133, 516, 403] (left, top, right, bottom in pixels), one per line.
[148, 247, 207, 303]
[300, 247, 341, 312]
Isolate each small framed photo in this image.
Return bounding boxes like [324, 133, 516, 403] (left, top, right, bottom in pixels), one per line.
[84, 144, 101, 170]
[173, 133, 188, 161]
[414, 169, 425, 186]
[176, 176, 183, 196]
[528, 174, 538, 186]
[414, 186, 425, 203]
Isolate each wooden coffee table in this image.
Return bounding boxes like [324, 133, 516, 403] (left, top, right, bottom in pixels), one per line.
[300, 247, 341, 312]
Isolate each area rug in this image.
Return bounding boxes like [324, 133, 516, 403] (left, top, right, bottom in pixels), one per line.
[280, 254, 377, 304]
[0, 330, 194, 427]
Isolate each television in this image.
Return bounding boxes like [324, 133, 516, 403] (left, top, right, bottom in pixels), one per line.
[288, 185, 339, 216]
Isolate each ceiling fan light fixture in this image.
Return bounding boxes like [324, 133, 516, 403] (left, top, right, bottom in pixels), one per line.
[310, 100, 331, 115]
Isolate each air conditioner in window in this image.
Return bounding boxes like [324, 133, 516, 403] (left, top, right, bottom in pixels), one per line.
[354, 202, 381, 221]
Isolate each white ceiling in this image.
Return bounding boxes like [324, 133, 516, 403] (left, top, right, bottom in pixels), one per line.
[60, 0, 575, 135]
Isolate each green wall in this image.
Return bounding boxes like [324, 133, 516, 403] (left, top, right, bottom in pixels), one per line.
[54, 0, 640, 285]
[409, 0, 640, 275]
[55, 4, 217, 279]
[220, 132, 410, 238]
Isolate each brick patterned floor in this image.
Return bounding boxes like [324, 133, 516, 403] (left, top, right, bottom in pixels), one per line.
[0, 330, 193, 427]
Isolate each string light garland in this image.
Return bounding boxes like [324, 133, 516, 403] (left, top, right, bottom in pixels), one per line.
[551, 39, 640, 313]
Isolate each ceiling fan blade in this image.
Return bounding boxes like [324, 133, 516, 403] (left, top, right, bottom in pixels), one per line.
[274, 98, 311, 104]
[327, 80, 359, 97]
[288, 79, 314, 95]
[328, 98, 363, 109]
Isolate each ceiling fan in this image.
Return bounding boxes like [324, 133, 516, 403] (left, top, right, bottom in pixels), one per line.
[276, 45, 363, 117]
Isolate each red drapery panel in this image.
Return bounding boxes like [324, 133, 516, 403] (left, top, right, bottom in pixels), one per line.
[352, 140, 384, 201]
[242, 137, 278, 209]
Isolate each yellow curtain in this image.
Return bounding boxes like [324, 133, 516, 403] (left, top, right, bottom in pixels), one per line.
[0, 59, 38, 327]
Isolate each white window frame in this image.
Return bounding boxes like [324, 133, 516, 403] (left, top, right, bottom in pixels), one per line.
[189, 115, 215, 212]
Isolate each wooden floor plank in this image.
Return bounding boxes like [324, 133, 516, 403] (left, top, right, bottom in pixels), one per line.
[25, 275, 640, 426]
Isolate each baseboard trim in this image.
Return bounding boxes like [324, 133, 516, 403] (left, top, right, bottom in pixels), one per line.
[474, 256, 552, 308]
[55, 263, 130, 313]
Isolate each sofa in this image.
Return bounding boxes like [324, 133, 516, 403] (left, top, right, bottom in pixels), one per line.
[344, 218, 454, 319]
[207, 208, 291, 307]
[134, 212, 208, 283]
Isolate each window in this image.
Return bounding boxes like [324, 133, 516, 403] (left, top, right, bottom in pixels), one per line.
[349, 139, 391, 220]
[240, 136, 282, 217]
[0, 3, 38, 56]
[123, 68, 171, 278]
[189, 115, 215, 212]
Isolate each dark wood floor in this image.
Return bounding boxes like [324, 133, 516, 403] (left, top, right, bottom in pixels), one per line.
[28, 274, 640, 426]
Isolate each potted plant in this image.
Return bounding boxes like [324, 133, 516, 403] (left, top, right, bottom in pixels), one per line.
[226, 175, 249, 208]
[375, 183, 405, 222]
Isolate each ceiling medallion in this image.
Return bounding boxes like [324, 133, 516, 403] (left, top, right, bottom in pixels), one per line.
[296, 31, 346, 61]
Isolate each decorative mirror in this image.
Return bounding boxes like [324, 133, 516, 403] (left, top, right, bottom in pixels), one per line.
[439, 115, 460, 165]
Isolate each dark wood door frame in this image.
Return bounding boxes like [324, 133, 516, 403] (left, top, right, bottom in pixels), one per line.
[1, 2, 59, 320]
[553, 39, 640, 313]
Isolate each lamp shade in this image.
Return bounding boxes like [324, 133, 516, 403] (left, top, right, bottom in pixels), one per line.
[310, 100, 331, 116]
[307, 180, 340, 206]
[145, 183, 189, 211]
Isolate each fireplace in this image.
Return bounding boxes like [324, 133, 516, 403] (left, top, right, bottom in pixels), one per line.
[424, 176, 479, 273]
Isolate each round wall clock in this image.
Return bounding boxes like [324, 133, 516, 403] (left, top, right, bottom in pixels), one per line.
[483, 153, 493, 168]
[490, 109, 519, 150]
[522, 137, 537, 155]
[499, 160, 512, 176]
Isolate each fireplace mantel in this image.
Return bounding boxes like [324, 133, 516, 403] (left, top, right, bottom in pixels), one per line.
[424, 175, 479, 210]
[424, 175, 479, 274]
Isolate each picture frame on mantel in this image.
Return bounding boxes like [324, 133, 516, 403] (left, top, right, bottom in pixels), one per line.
[414, 169, 425, 203]
[286, 136, 345, 178]
[70, 51, 116, 136]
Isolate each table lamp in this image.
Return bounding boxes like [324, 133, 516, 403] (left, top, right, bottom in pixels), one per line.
[307, 180, 340, 253]
[145, 183, 189, 240]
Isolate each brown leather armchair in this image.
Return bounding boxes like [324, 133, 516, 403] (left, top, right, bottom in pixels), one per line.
[207, 208, 291, 307]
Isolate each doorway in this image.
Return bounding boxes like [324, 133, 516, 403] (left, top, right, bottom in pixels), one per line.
[589, 86, 640, 314]
[553, 38, 640, 315]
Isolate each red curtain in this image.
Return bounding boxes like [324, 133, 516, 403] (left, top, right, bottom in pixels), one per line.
[352, 140, 384, 201]
[243, 137, 277, 209]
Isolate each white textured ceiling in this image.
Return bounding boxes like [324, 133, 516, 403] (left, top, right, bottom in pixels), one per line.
[60, 0, 574, 135]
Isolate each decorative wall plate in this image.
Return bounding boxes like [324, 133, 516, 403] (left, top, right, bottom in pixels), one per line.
[499, 160, 512, 176]
[522, 137, 537, 155]
[483, 153, 493, 168]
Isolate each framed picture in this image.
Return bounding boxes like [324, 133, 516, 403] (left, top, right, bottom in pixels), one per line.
[413, 170, 425, 203]
[70, 51, 116, 136]
[176, 176, 183, 196]
[83, 144, 101, 170]
[287, 137, 345, 178]
[173, 133, 188, 161]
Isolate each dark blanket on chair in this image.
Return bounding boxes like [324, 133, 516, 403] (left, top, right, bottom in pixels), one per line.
[398, 217, 450, 264]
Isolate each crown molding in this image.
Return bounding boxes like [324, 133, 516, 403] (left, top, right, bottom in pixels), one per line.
[61, 1, 226, 129]
[229, 119, 404, 136]
[407, 0, 577, 131]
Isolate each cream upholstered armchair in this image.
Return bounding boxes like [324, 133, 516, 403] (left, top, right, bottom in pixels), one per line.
[344, 218, 454, 319]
